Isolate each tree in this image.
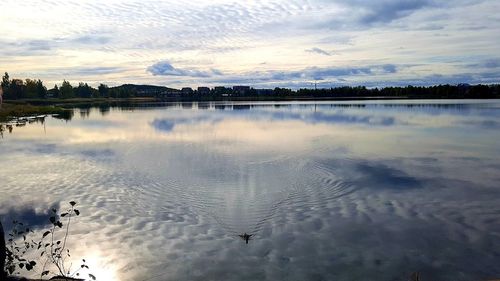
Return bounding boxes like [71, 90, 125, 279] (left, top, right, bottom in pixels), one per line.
[59, 80, 74, 99]
[25, 79, 38, 99]
[98, 84, 109, 98]
[76, 82, 91, 98]
[1, 72, 10, 90]
[36, 80, 47, 99]
[9, 79, 26, 99]
[1, 72, 11, 100]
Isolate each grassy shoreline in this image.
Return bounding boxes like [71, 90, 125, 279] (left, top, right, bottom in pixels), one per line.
[0, 97, 156, 121]
[0, 103, 69, 121]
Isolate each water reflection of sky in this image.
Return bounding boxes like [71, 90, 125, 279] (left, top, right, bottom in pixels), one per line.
[1, 100, 500, 281]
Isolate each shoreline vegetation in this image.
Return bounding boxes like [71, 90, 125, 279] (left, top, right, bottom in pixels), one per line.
[1, 71, 500, 120]
[0, 103, 70, 122]
[1, 202, 93, 281]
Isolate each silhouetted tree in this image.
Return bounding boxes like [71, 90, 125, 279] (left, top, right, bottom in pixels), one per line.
[36, 80, 47, 99]
[98, 84, 109, 98]
[9, 79, 26, 99]
[75, 82, 94, 98]
[25, 79, 38, 99]
[1, 72, 10, 91]
[1, 72, 12, 99]
[59, 80, 74, 99]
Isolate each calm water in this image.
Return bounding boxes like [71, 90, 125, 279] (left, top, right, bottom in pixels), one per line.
[1, 100, 500, 281]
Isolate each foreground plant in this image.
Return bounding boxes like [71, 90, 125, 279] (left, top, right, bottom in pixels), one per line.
[3, 201, 95, 280]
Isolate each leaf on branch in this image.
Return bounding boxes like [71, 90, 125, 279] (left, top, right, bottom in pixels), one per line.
[42, 270, 50, 276]
[70, 201, 77, 206]
[74, 209, 80, 216]
[43, 231, 51, 238]
[89, 273, 96, 280]
[61, 212, 68, 217]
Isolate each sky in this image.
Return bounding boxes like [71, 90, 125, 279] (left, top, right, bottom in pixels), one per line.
[1, 0, 500, 89]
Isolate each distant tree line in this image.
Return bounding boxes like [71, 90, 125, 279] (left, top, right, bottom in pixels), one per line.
[166, 84, 500, 100]
[1, 72, 134, 100]
[1, 72, 499, 101]
[295, 85, 500, 99]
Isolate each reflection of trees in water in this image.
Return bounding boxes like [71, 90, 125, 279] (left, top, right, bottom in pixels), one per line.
[1, 115, 52, 137]
[80, 108, 91, 119]
[1, 123, 19, 137]
[124, 101, 485, 112]
[0, 101, 490, 139]
[52, 101, 491, 116]
[52, 110, 74, 121]
[99, 105, 110, 116]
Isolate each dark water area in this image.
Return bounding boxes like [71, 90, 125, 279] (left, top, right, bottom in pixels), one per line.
[1, 100, 500, 281]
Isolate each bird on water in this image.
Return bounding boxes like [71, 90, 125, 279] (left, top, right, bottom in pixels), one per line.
[239, 233, 253, 244]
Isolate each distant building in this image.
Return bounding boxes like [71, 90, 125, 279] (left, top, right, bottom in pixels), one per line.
[214, 86, 231, 96]
[158, 89, 181, 98]
[136, 89, 163, 97]
[214, 86, 227, 92]
[255, 89, 274, 95]
[233, 86, 250, 96]
[197, 87, 210, 95]
[181, 87, 194, 95]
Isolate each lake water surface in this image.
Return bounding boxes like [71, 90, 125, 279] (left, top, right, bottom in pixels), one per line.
[1, 100, 500, 281]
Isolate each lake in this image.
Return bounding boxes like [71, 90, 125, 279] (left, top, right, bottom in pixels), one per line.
[1, 100, 500, 281]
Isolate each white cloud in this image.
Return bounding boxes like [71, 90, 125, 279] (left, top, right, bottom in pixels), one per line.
[0, 0, 499, 87]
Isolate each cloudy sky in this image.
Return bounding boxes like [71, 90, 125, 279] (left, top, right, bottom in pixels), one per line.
[1, 0, 499, 89]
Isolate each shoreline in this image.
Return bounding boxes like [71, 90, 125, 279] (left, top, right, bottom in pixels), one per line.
[5, 95, 500, 104]
[1, 96, 499, 121]
[0, 103, 70, 122]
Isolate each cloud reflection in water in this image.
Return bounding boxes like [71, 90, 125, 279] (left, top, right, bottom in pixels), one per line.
[0, 101, 499, 281]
